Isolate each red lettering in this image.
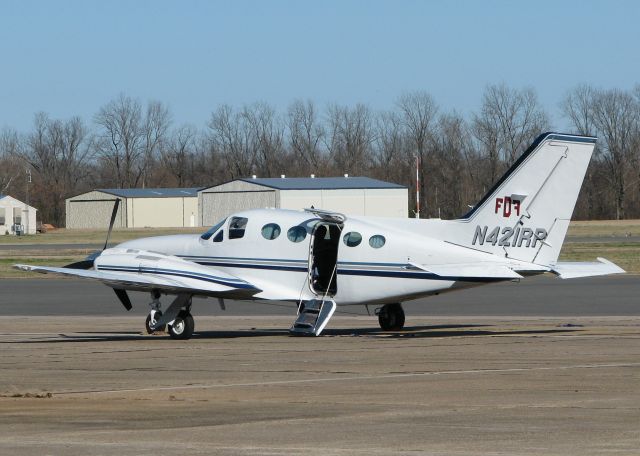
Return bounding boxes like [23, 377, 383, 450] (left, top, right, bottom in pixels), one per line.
[495, 198, 503, 214]
[513, 199, 521, 216]
[503, 197, 511, 217]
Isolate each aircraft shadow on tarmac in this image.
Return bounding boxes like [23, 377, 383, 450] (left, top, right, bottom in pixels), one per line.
[5, 324, 580, 343]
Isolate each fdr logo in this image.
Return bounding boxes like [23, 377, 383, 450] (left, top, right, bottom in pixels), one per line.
[495, 197, 521, 218]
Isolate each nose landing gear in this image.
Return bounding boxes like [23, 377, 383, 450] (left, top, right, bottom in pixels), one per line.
[376, 303, 405, 331]
[145, 290, 166, 334]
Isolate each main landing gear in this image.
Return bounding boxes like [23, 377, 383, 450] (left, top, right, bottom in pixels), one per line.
[376, 303, 405, 331]
[145, 291, 195, 340]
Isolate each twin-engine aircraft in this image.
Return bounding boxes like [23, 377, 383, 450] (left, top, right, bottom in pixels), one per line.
[16, 132, 624, 339]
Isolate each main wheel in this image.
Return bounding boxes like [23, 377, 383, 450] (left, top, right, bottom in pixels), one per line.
[168, 311, 195, 340]
[145, 310, 166, 334]
[378, 303, 405, 331]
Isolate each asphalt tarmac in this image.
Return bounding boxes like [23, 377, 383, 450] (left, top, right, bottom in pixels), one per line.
[1, 272, 638, 455]
[0, 315, 638, 455]
[0, 275, 638, 318]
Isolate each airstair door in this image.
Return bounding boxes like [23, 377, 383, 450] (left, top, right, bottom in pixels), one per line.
[308, 222, 341, 296]
[289, 299, 337, 336]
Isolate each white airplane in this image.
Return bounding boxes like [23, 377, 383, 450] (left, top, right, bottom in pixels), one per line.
[16, 132, 624, 339]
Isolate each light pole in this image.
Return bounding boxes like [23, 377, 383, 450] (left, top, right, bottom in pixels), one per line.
[415, 155, 420, 218]
[25, 169, 31, 234]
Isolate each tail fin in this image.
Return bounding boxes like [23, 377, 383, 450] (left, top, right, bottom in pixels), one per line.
[453, 132, 596, 266]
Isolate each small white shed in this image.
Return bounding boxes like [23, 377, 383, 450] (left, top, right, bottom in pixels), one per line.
[0, 195, 38, 235]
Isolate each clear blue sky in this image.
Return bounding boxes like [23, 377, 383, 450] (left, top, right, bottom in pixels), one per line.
[1, 0, 639, 131]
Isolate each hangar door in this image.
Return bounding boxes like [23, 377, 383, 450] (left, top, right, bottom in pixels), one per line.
[67, 199, 125, 229]
[200, 190, 277, 227]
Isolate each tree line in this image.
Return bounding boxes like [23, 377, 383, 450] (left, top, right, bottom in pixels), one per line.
[1, 83, 639, 227]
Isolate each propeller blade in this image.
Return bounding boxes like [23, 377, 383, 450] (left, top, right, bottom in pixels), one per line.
[113, 288, 132, 311]
[103, 199, 121, 251]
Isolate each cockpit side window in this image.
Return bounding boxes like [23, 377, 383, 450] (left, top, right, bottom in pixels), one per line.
[213, 230, 223, 242]
[200, 218, 227, 240]
[228, 217, 248, 239]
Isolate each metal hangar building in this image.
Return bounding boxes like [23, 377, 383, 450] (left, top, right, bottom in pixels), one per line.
[65, 188, 199, 229]
[198, 176, 408, 227]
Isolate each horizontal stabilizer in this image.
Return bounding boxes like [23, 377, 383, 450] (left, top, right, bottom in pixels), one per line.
[409, 262, 523, 279]
[551, 257, 625, 279]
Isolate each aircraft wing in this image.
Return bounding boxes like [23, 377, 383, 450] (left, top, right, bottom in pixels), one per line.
[14, 248, 261, 299]
[409, 261, 523, 279]
[550, 257, 625, 279]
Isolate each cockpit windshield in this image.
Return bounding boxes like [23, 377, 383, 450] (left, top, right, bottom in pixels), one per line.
[200, 218, 227, 240]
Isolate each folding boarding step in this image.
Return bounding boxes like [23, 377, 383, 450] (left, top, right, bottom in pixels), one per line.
[289, 299, 336, 336]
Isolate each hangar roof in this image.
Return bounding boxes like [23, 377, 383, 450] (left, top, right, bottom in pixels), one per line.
[236, 176, 406, 190]
[98, 188, 200, 198]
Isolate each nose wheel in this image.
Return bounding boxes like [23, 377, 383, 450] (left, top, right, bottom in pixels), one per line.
[145, 310, 166, 334]
[377, 303, 405, 331]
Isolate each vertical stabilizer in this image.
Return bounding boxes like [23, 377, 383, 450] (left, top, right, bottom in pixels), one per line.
[452, 133, 596, 265]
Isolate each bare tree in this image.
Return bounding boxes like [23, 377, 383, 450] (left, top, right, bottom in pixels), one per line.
[590, 88, 639, 219]
[141, 100, 171, 187]
[0, 128, 24, 196]
[325, 103, 375, 175]
[472, 84, 549, 188]
[208, 105, 257, 179]
[396, 91, 438, 216]
[243, 102, 286, 177]
[287, 99, 326, 175]
[24, 113, 92, 225]
[563, 86, 640, 219]
[160, 125, 198, 187]
[561, 84, 597, 136]
[432, 113, 474, 218]
[94, 94, 170, 188]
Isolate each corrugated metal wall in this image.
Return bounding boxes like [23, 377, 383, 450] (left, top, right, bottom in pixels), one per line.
[199, 180, 277, 227]
[66, 191, 125, 229]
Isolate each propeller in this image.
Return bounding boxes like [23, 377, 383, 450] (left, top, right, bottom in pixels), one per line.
[63, 199, 133, 311]
[64, 199, 120, 270]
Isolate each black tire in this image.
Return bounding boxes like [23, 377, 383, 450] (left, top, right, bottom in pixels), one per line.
[145, 310, 166, 334]
[378, 303, 405, 331]
[168, 311, 195, 340]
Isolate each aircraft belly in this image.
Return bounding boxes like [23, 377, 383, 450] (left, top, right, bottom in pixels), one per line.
[334, 275, 456, 305]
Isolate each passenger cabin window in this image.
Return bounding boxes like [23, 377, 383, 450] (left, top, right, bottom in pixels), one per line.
[369, 235, 386, 248]
[343, 231, 362, 247]
[0, 208, 4, 225]
[228, 217, 248, 239]
[201, 218, 227, 240]
[287, 226, 307, 243]
[261, 223, 281, 240]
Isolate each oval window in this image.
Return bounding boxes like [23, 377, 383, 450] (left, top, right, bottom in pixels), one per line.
[287, 226, 307, 243]
[261, 223, 281, 240]
[369, 235, 386, 248]
[343, 231, 362, 247]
